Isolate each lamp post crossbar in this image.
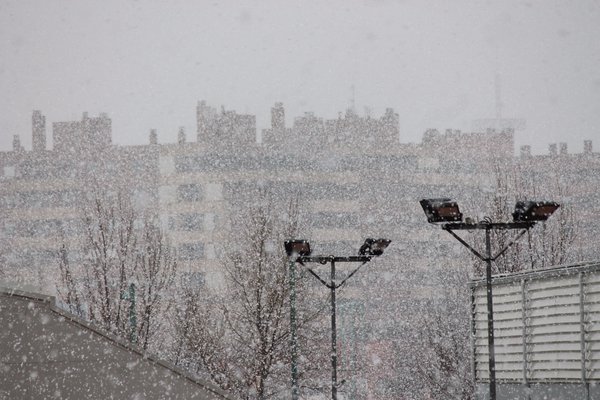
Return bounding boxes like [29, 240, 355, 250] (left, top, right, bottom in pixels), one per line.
[298, 255, 374, 264]
[442, 221, 535, 231]
[297, 255, 373, 289]
[443, 223, 534, 262]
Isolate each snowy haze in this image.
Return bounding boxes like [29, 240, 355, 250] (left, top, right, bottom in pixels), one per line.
[1, 0, 599, 154]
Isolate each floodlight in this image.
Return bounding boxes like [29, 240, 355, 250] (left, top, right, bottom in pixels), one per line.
[419, 198, 463, 223]
[358, 238, 391, 256]
[512, 201, 560, 222]
[284, 240, 312, 257]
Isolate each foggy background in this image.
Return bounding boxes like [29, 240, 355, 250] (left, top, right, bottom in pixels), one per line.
[1, 0, 599, 154]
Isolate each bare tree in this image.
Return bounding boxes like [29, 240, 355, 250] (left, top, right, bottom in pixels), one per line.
[56, 190, 177, 351]
[465, 160, 579, 276]
[134, 217, 178, 349]
[409, 266, 474, 400]
[172, 192, 327, 399]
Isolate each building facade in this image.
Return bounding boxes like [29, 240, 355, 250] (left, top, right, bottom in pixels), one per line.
[1, 103, 598, 398]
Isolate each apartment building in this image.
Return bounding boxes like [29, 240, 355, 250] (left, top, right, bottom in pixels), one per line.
[1, 102, 597, 399]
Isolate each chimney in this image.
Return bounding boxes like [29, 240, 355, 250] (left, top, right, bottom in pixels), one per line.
[584, 140, 593, 154]
[271, 102, 285, 131]
[520, 145, 531, 158]
[559, 142, 568, 155]
[549, 143, 557, 156]
[149, 129, 157, 145]
[32, 110, 46, 152]
[178, 127, 186, 144]
[13, 135, 23, 152]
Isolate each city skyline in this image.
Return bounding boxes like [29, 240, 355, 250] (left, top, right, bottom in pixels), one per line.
[1, 1, 599, 154]
[3, 104, 594, 157]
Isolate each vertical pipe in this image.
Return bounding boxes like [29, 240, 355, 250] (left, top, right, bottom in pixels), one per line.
[521, 278, 530, 397]
[579, 272, 590, 400]
[129, 282, 137, 344]
[470, 285, 478, 385]
[486, 228, 497, 400]
[289, 258, 299, 400]
[331, 258, 338, 400]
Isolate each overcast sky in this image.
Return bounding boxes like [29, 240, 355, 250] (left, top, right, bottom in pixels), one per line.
[1, 0, 599, 154]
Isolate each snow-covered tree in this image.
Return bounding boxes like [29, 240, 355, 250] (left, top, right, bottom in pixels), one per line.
[467, 160, 578, 275]
[171, 191, 327, 399]
[407, 266, 474, 400]
[56, 190, 177, 351]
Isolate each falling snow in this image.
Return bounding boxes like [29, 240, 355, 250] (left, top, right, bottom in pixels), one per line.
[1, 2, 600, 400]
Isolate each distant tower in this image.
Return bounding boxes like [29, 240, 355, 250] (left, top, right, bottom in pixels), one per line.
[495, 73, 503, 120]
[32, 110, 46, 152]
[271, 102, 285, 131]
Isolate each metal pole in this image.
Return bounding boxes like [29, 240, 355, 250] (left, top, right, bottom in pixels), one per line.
[289, 258, 299, 400]
[128, 282, 137, 344]
[485, 228, 497, 400]
[330, 258, 338, 400]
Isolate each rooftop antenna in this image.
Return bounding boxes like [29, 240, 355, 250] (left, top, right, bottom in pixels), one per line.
[495, 73, 503, 120]
[350, 85, 356, 112]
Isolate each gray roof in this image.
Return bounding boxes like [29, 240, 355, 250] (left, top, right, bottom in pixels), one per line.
[0, 287, 235, 400]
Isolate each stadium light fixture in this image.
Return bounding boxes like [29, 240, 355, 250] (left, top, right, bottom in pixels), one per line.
[512, 201, 560, 222]
[284, 239, 312, 257]
[419, 198, 463, 223]
[358, 238, 392, 256]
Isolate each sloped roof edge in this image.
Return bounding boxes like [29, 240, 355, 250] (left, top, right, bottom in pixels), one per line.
[0, 286, 235, 400]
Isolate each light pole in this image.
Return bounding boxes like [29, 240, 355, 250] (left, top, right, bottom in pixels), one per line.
[419, 198, 560, 400]
[120, 282, 137, 344]
[284, 238, 391, 400]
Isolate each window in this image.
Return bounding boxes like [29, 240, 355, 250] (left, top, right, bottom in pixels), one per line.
[13, 189, 79, 209]
[177, 184, 203, 202]
[2, 165, 15, 178]
[180, 213, 204, 231]
[180, 271, 205, 288]
[178, 243, 204, 260]
[168, 213, 204, 231]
